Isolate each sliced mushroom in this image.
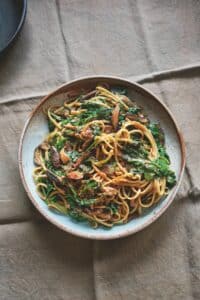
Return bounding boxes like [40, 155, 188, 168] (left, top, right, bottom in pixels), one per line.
[121, 96, 134, 106]
[34, 147, 42, 166]
[138, 114, 148, 124]
[67, 171, 83, 180]
[39, 141, 50, 151]
[126, 114, 137, 121]
[50, 146, 61, 168]
[81, 90, 96, 101]
[111, 104, 120, 131]
[60, 148, 70, 164]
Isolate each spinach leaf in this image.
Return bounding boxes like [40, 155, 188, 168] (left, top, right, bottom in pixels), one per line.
[148, 123, 164, 145]
[158, 145, 170, 162]
[123, 143, 148, 159]
[109, 203, 118, 214]
[67, 150, 80, 162]
[127, 154, 176, 188]
[81, 102, 102, 110]
[48, 119, 55, 132]
[67, 184, 97, 207]
[61, 116, 79, 126]
[50, 135, 67, 151]
[79, 103, 112, 124]
[92, 125, 101, 136]
[45, 160, 65, 177]
[68, 209, 87, 222]
[79, 179, 99, 196]
[127, 106, 142, 114]
[118, 114, 125, 125]
[84, 179, 99, 190]
[46, 182, 54, 197]
[55, 136, 67, 151]
[166, 171, 176, 188]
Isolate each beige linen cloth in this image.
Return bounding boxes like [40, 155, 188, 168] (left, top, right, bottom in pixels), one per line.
[0, 1, 199, 299]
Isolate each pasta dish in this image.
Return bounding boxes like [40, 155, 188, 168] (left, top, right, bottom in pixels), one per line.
[33, 85, 176, 228]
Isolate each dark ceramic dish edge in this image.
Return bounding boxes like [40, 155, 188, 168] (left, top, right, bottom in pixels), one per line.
[0, 0, 27, 55]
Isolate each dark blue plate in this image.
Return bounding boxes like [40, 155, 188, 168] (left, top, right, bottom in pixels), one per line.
[0, 0, 27, 54]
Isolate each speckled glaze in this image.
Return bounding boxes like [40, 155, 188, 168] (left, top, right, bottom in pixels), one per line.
[18, 76, 185, 240]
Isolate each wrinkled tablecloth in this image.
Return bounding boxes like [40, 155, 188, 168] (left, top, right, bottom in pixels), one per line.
[0, 1, 200, 299]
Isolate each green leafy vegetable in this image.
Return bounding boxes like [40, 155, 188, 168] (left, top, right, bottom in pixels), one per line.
[50, 112, 62, 121]
[45, 160, 65, 177]
[51, 135, 67, 151]
[67, 184, 97, 207]
[68, 209, 87, 222]
[123, 142, 148, 159]
[127, 106, 142, 114]
[46, 182, 54, 197]
[81, 102, 103, 110]
[148, 123, 164, 145]
[158, 145, 170, 161]
[79, 179, 100, 196]
[67, 150, 80, 162]
[79, 103, 112, 124]
[92, 125, 101, 136]
[48, 120, 55, 132]
[118, 114, 125, 125]
[126, 155, 176, 188]
[109, 203, 118, 214]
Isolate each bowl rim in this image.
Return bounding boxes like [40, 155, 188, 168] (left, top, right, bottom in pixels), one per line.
[18, 75, 186, 240]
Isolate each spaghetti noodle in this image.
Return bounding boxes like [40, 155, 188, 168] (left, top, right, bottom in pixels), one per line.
[33, 85, 176, 228]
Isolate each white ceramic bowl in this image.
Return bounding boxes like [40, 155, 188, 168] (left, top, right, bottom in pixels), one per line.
[18, 76, 185, 239]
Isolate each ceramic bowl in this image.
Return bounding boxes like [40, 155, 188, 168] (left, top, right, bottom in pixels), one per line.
[18, 76, 185, 239]
[0, 0, 27, 55]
